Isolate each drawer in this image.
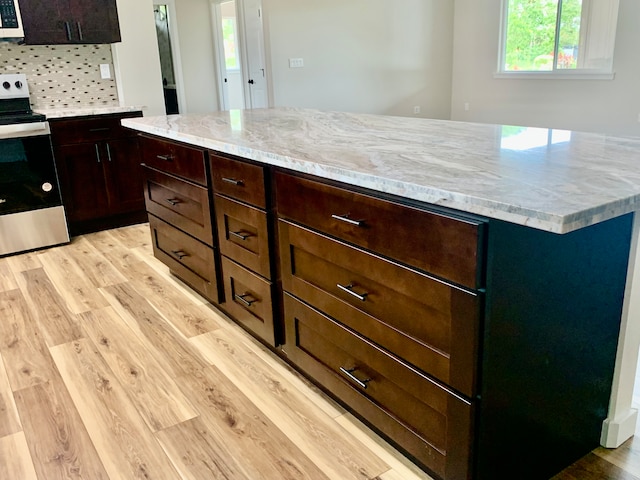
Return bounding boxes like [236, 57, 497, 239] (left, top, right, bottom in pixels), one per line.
[275, 172, 484, 289]
[210, 153, 267, 208]
[283, 294, 473, 480]
[215, 195, 271, 278]
[143, 167, 213, 246]
[148, 214, 221, 303]
[279, 220, 480, 397]
[139, 135, 208, 186]
[221, 257, 276, 345]
[49, 111, 142, 145]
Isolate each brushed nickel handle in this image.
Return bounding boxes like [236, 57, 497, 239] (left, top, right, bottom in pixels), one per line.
[331, 214, 364, 227]
[89, 127, 110, 132]
[336, 283, 368, 302]
[95, 144, 101, 163]
[234, 293, 256, 307]
[165, 198, 181, 206]
[222, 177, 244, 186]
[339, 367, 370, 389]
[229, 230, 251, 241]
[65, 22, 71, 41]
[171, 250, 188, 260]
[77, 22, 83, 41]
[106, 143, 112, 162]
[157, 154, 173, 161]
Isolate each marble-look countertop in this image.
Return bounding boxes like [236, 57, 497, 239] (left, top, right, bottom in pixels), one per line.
[122, 107, 640, 234]
[37, 105, 144, 119]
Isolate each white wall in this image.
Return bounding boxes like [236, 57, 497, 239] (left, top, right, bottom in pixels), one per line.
[111, 0, 165, 116]
[263, 0, 454, 119]
[451, 0, 640, 136]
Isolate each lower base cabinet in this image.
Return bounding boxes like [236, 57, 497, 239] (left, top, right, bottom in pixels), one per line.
[283, 293, 474, 480]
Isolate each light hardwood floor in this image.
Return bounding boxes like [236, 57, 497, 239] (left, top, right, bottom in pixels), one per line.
[0, 223, 638, 480]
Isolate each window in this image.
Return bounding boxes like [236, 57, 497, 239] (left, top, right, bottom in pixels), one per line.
[499, 0, 619, 76]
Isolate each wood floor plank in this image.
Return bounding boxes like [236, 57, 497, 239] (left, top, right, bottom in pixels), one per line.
[56, 237, 128, 288]
[551, 452, 640, 480]
[17, 268, 83, 346]
[13, 377, 110, 480]
[109, 223, 152, 249]
[122, 260, 224, 338]
[155, 416, 261, 480]
[594, 438, 640, 479]
[178, 364, 332, 480]
[38, 247, 109, 314]
[0, 258, 18, 292]
[80, 306, 199, 432]
[0, 432, 38, 480]
[100, 282, 210, 378]
[83, 229, 146, 271]
[5, 251, 43, 275]
[50, 338, 181, 480]
[190, 328, 390, 480]
[0, 353, 22, 437]
[0, 290, 59, 391]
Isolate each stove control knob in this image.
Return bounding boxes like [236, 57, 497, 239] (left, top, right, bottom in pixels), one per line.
[2, 81, 10, 89]
[42, 182, 53, 193]
[14, 81, 22, 89]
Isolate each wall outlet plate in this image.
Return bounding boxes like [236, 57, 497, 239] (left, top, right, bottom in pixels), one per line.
[289, 58, 304, 68]
[100, 63, 111, 79]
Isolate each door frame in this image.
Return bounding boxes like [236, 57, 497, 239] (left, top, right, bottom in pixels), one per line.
[153, 0, 187, 114]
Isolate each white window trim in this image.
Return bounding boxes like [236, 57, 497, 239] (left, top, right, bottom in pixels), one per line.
[496, 0, 618, 80]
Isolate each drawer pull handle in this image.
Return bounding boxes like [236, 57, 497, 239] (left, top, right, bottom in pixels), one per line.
[88, 127, 110, 132]
[337, 283, 368, 302]
[229, 230, 251, 241]
[171, 250, 188, 260]
[95, 144, 101, 163]
[331, 214, 364, 227]
[339, 367, 371, 389]
[234, 293, 256, 307]
[222, 177, 244, 186]
[157, 154, 173, 161]
[165, 198, 181, 206]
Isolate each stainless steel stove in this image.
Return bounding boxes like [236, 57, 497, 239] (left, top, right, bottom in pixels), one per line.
[0, 73, 69, 256]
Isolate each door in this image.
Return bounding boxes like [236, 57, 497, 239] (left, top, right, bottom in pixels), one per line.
[212, 0, 269, 110]
[54, 143, 109, 221]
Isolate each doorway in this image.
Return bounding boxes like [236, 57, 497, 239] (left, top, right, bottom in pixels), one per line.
[212, 0, 269, 111]
[153, 2, 184, 114]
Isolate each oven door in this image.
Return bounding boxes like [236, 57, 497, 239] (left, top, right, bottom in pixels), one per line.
[0, 122, 64, 215]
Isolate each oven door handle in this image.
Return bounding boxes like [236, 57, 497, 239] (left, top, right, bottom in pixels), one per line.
[0, 122, 50, 139]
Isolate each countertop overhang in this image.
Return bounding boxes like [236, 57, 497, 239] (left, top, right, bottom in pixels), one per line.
[122, 107, 640, 234]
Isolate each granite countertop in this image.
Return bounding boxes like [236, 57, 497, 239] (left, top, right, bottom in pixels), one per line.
[37, 105, 144, 119]
[122, 107, 640, 234]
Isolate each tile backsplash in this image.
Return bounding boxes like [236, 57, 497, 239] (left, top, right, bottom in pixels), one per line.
[0, 43, 119, 109]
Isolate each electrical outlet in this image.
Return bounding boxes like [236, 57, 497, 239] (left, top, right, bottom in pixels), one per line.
[413, 106, 421, 114]
[464, 102, 470, 111]
[100, 64, 111, 79]
[289, 58, 304, 68]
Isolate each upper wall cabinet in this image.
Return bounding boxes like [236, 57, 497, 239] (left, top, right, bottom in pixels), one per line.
[19, 0, 121, 44]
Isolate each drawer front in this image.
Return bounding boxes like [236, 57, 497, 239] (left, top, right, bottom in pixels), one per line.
[210, 153, 267, 208]
[275, 172, 483, 289]
[143, 167, 213, 246]
[140, 135, 208, 186]
[279, 220, 479, 397]
[148, 214, 220, 303]
[215, 195, 271, 278]
[221, 257, 276, 345]
[50, 112, 142, 145]
[283, 294, 473, 480]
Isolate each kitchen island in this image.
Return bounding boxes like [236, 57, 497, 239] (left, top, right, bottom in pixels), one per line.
[123, 108, 640, 480]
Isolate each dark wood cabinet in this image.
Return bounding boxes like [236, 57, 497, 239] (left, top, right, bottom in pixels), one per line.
[19, 0, 121, 44]
[139, 135, 222, 304]
[50, 111, 146, 235]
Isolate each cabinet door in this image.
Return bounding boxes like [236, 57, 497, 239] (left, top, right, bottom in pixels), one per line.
[102, 137, 144, 215]
[19, 0, 72, 44]
[54, 143, 109, 222]
[68, 0, 120, 43]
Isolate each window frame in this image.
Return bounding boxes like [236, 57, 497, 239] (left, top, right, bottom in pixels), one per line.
[496, 0, 618, 80]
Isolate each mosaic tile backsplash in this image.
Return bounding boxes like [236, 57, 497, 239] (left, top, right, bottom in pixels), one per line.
[0, 43, 119, 109]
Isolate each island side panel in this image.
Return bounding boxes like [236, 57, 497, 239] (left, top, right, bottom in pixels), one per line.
[476, 213, 633, 480]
